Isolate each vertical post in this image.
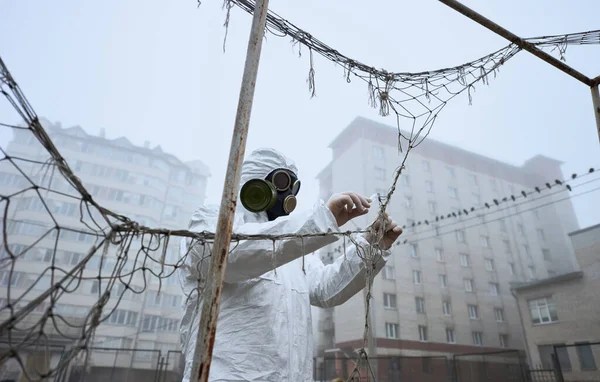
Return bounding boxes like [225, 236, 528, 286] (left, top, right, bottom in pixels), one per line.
[590, 84, 600, 144]
[192, 0, 270, 381]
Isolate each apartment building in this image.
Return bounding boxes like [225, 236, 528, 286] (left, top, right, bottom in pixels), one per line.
[512, 223, 600, 381]
[314, 116, 580, 371]
[0, 119, 209, 381]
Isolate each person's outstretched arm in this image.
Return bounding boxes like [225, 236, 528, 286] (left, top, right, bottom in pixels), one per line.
[180, 192, 371, 284]
[306, 214, 403, 308]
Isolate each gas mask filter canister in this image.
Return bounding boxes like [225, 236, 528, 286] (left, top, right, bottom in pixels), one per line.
[240, 168, 301, 220]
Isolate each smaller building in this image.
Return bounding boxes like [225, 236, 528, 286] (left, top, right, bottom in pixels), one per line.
[512, 223, 600, 380]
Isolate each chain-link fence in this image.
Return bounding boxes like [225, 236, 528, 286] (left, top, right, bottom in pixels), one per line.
[317, 350, 528, 382]
[0, 343, 183, 382]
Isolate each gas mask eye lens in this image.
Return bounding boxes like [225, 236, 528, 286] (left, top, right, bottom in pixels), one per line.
[240, 179, 277, 213]
[283, 195, 297, 214]
[272, 170, 292, 191]
[291, 179, 301, 195]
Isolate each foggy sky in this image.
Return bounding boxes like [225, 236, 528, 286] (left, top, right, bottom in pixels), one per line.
[1, 0, 599, 228]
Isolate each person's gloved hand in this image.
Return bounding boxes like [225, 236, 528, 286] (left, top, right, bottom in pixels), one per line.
[364, 212, 403, 250]
[326, 192, 371, 227]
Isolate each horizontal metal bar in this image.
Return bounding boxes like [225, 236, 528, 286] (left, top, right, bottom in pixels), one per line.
[438, 0, 593, 86]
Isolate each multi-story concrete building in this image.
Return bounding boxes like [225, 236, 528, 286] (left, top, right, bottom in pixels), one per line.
[512, 223, 600, 381]
[314, 116, 580, 375]
[0, 118, 209, 381]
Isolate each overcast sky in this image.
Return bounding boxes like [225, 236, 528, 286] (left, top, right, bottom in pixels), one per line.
[1, 0, 599, 228]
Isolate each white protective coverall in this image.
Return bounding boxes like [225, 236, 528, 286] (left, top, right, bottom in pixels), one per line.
[178, 148, 391, 382]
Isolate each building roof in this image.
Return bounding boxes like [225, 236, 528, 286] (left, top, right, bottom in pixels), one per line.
[41, 118, 211, 177]
[511, 271, 584, 293]
[568, 222, 600, 237]
[321, 116, 563, 185]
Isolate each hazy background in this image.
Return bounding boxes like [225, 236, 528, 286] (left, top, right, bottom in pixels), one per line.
[1, 0, 599, 228]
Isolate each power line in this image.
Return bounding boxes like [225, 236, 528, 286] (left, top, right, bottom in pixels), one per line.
[326, 173, 599, 254]
[391, 167, 597, 232]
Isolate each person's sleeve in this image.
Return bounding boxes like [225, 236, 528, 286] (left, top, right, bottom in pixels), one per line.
[181, 200, 342, 284]
[305, 234, 391, 309]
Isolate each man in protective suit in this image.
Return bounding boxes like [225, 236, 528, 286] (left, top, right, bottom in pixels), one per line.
[178, 148, 403, 382]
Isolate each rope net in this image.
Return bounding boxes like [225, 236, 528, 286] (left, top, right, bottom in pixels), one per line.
[1, 2, 599, 379]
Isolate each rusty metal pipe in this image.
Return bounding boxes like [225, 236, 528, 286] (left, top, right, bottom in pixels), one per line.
[438, 0, 593, 87]
[591, 84, 600, 144]
[191, 0, 271, 380]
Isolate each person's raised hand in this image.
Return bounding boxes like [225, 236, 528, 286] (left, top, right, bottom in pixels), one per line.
[365, 212, 403, 250]
[326, 192, 371, 227]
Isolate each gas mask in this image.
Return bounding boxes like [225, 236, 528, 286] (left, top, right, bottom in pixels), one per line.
[240, 168, 301, 221]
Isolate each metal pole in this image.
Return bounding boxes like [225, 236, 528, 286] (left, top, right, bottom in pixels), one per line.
[437, 0, 593, 86]
[590, 84, 600, 143]
[191, 0, 270, 380]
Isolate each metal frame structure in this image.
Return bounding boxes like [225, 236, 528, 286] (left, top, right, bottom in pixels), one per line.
[194, 1, 600, 381]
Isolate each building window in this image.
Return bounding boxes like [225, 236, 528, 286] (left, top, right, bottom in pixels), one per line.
[404, 197, 413, 209]
[428, 201, 437, 214]
[495, 308, 505, 322]
[576, 343, 598, 370]
[528, 266, 535, 279]
[446, 328, 456, 343]
[460, 253, 470, 267]
[537, 228, 546, 242]
[448, 187, 458, 199]
[425, 181, 434, 193]
[533, 210, 540, 220]
[435, 248, 444, 262]
[503, 239, 512, 253]
[509, 262, 516, 275]
[480, 235, 490, 248]
[446, 166, 455, 177]
[468, 304, 479, 319]
[434, 225, 441, 236]
[107, 309, 138, 327]
[472, 193, 481, 205]
[383, 293, 397, 309]
[413, 270, 422, 285]
[528, 297, 558, 324]
[442, 301, 452, 316]
[490, 178, 498, 191]
[382, 265, 395, 280]
[418, 326, 428, 342]
[373, 146, 384, 159]
[464, 279, 474, 293]
[499, 334, 509, 348]
[539, 344, 571, 370]
[499, 219, 507, 232]
[415, 297, 426, 314]
[484, 259, 494, 271]
[489, 283, 499, 296]
[456, 230, 466, 243]
[472, 331, 483, 346]
[517, 223, 525, 236]
[439, 274, 448, 289]
[402, 175, 411, 186]
[375, 167, 386, 180]
[385, 323, 399, 339]
[469, 174, 478, 186]
[542, 249, 552, 261]
[523, 244, 531, 257]
[409, 244, 418, 258]
[422, 160, 431, 172]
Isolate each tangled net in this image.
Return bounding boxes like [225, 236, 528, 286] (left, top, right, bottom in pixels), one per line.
[1, 1, 600, 379]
